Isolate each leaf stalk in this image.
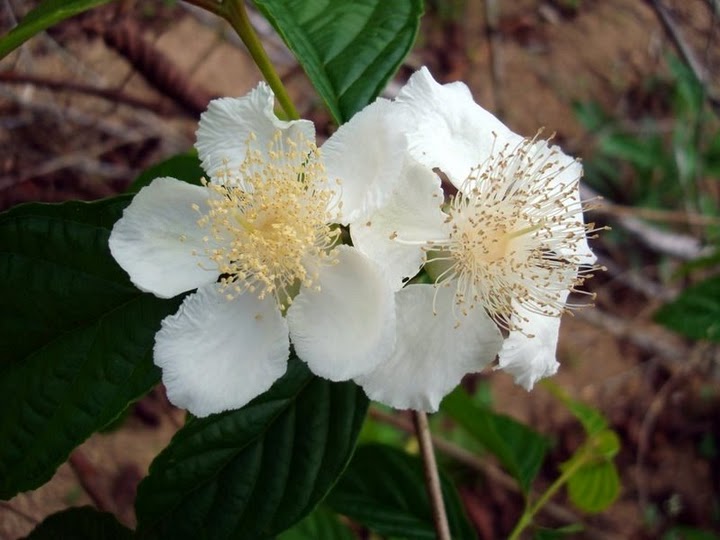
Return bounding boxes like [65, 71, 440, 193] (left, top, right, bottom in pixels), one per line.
[507, 444, 590, 540]
[221, 0, 300, 120]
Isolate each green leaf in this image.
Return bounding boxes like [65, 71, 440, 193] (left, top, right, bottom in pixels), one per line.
[663, 526, 720, 540]
[23, 506, 133, 540]
[277, 506, 354, 540]
[568, 402, 608, 437]
[544, 383, 608, 437]
[572, 100, 608, 132]
[533, 523, 584, 540]
[0, 0, 115, 59]
[441, 387, 549, 493]
[0, 198, 181, 498]
[252, 0, 423, 123]
[326, 444, 474, 539]
[673, 248, 720, 277]
[655, 276, 720, 342]
[702, 132, 720, 177]
[599, 133, 664, 171]
[358, 405, 406, 447]
[565, 460, 620, 513]
[128, 152, 205, 192]
[668, 55, 704, 117]
[591, 430, 620, 460]
[135, 358, 368, 540]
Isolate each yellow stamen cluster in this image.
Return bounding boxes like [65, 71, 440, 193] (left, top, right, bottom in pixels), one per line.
[195, 131, 340, 309]
[426, 134, 598, 332]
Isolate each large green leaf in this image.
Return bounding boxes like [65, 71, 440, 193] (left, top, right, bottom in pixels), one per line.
[252, 0, 423, 123]
[326, 444, 475, 539]
[277, 506, 354, 540]
[23, 506, 133, 540]
[0, 0, 115, 59]
[135, 358, 368, 540]
[655, 276, 720, 342]
[128, 152, 205, 192]
[441, 387, 549, 493]
[0, 198, 181, 498]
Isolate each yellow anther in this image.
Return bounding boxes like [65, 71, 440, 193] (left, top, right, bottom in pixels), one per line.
[196, 130, 340, 307]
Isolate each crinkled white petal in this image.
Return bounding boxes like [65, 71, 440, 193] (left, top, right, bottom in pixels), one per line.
[351, 161, 447, 290]
[196, 83, 315, 180]
[397, 68, 595, 263]
[322, 98, 411, 225]
[109, 177, 218, 298]
[287, 245, 395, 381]
[496, 292, 570, 390]
[155, 284, 290, 417]
[356, 284, 503, 411]
[397, 67, 518, 188]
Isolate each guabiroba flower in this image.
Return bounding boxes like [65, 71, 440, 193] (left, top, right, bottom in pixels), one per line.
[109, 83, 396, 417]
[334, 68, 598, 411]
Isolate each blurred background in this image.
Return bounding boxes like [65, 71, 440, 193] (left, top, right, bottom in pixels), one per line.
[0, 0, 719, 538]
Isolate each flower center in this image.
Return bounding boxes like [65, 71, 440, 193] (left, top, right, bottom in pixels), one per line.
[196, 131, 340, 309]
[425, 135, 596, 331]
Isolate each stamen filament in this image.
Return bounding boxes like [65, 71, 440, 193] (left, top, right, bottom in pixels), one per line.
[195, 130, 340, 309]
[420, 135, 599, 332]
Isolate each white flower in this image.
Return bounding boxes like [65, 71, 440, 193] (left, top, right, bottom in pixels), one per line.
[330, 67, 598, 411]
[109, 83, 396, 417]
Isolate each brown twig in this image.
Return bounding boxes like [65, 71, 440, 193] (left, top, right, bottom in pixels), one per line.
[648, 0, 720, 112]
[595, 199, 720, 227]
[0, 501, 38, 525]
[83, 18, 216, 117]
[0, 71, 176, 115]
[633, 345, 712, 514]
[413, 411, 452, 540]
[596, 254, 677, 302]
[0, 136, 145, 190]
[635, 366, 687, 512]
[68, 449, 114, 512]
[581, 184, 711, 260]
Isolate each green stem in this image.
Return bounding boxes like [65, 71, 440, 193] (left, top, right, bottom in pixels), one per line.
[507, 452, 588, 540]
[222, 0, 299, 120]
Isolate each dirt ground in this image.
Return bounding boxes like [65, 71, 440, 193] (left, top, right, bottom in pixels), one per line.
[1, 1, 719, 538]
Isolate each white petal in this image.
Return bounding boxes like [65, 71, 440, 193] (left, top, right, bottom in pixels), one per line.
[550, 157, 596, 264]
[322, 98, 410, 225]
[287, 245, 395, 381]
[155, 284, 290, 417]
[109, 177, 218, 298]
[196, 83, 315, 179]
[351, 161, 446, 290]
[496, 293, 569, 390]
[397, 67, 518, 188]
[356, 284, 503, 412]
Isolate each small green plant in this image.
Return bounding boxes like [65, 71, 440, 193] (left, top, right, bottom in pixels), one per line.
[576, 56, 720, 343]
[575, 56, 720, 240]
